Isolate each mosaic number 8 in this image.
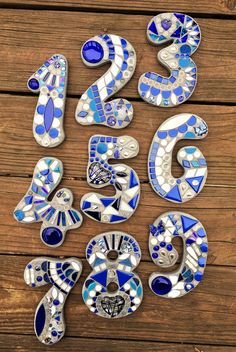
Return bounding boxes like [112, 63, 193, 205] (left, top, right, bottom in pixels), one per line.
[138, 13, 201, 107]
[24, 257, 82, 345]
[76, 34, 136, 128]
[81, 135, 140, 223]
[149, 212, 208, 297]
[82, 231, 143, 318]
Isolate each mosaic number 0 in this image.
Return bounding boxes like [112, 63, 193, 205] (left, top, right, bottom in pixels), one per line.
[13, 157, 83, 247]
[138, 13, 201, 107]
[81, 135, 140, 223]
[24, 257, 82, 345]
[76, 34, 136, 128]
[27, 54, 68, 147]
[82, 231, 143, 318]
[149, 212, 208, 298]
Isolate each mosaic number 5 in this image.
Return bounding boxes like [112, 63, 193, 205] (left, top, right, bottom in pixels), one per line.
[148, 113, 208, 203]
[27, 54, 68, 147]
[138, 13, 201, 107]
[149, 212, 208, 298]
[24, 257, 82, 345]
[76, 34, 136, 128]
[82, 231, 143, 318]
[13, 157, 83, 247]
[81, 135, 140, 223]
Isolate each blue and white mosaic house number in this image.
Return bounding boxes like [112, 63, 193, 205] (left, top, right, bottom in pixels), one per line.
[148, 113, 208, 203]
[76, 34, 136, 128]
[138, 13, 201, 107]
[28, 54, 68, 147]
[82, 231, 143, 318]
[81, 135, 140, 223]
[24, 257, 82, 345]
[149, 212, 208, 298]
[13, 157, 83, 247]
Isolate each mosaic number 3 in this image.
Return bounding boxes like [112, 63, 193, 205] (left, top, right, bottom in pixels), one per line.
[24, 257, 82, 345]
[76, 34, 136, 128]
[81, 135, 140, 223]
[149, 212, 208, 298]
[138, 13, 201, 107]
[27, 54, 68, 147]
[82, 231, 143, 318]
[148, 113, 208, 203]
[13, 157, 83, 247]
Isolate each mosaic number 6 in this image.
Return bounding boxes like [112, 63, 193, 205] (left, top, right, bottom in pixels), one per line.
[81, 135, 140, 223]
[24, 257, 82, 345]
[27, 54, 68, 147]
[82, 231, 143, 318]
[148, 113, 208, 203]
[76, 34, 136, 128]
[138, 13, 201, 107]
[13, 157, 83, 247]
[149, 212, 208, 298]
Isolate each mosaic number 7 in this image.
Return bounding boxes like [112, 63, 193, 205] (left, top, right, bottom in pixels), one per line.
[76, 34, 136, 128]
[138, 13, 201, 107]
[81, 135, 140, 223]
[24, 257, 82, 345]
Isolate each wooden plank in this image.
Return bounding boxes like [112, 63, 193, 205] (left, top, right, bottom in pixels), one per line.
[1, 255, 236, 345]
[0, 334, 235, 352]
[1, 94, 235, 186]
[1, 0, 236, 16]
[1, 9, 236, 102]
[1, 175, 235, 266]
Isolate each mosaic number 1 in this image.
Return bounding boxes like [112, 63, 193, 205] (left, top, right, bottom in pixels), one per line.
[138, 13, 201, 107]
[82, 231, 143, 318]
[13, 157, 83, 247]
[149, 212, 208, 298]
[27, 54, 68, 147]
[24, 257, 82, 345]
[76, 34, 136, 128]
[81, 135, 140, 223]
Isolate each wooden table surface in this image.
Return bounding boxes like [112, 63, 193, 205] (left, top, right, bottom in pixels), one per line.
[1, 1, 236, 351]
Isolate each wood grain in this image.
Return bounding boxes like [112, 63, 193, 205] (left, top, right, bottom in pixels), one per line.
[1, 9, 236, 103]
[1, 0, 236, 15]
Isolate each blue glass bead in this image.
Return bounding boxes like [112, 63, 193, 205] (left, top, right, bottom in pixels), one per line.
[151, 276, 172, 295]
[152, 253, 158, 259]
[28, 78, 39, 90]
[82, 40, 104, 64]
[41, 227, 63, 246]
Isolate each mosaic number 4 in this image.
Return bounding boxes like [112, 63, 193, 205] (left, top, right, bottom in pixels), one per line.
[24, 257, 82, 345]
[27, 54, 68, 147]
[149, 212, 208, 298]
[148, 113, 208, 203]
[81, 135, 140, 223]
[76, 34, 136, 128]
[82, 231, 143, 318]
[138, 13, 201, 107]
[13, 157, 83, 247]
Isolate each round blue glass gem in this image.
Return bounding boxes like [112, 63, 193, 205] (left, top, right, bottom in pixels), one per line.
[35, 125, 45, 135]
[161, 19, 172, 30]
[28, 78, 39, 90]
[49, 128, 59, 139]
[42, 227, 63, 246]
[97, 143, 108, 154]
[151, 276, 172, 295]
[14, 209, 25, 221]
[82, 40, 104, 64]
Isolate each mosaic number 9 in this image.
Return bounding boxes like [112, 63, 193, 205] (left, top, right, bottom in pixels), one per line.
[148, 113, 208, 203]
[82, 231, 143, 318]
[24, 257, 82, 345]
[76, 34, 136, 128]
[138, 13, 201, 107]
[149, 212, 208, 298]
[81, 135, 140, 223]
[27, 54, 68, 147]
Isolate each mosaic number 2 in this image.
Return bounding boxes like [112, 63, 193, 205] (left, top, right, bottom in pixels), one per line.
[82, 231, 143, 318]
[138, 13, 201, 107]
[13, 157, 83, 247]
[24, 257, 82, 345]
[149, 212, 208, 298]
[81, 135, 140, 223]
[27, 54, 68, 147]
[148, 113, 208, 203]
[76, 34, 136, 128]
